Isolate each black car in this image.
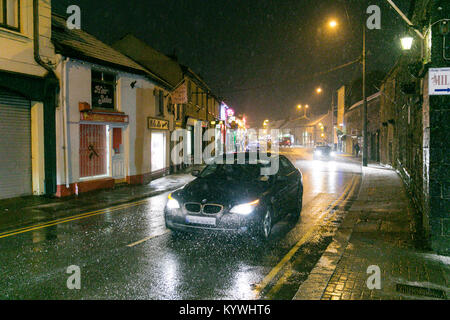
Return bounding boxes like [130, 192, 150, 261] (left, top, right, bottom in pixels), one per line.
[164, 153, 303, 241]
[313, 146, 336, 160]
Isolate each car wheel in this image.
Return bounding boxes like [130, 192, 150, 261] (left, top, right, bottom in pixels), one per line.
[255, 209, 272, 241]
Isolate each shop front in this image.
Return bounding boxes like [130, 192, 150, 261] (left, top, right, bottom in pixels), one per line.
[148, 117, 170, 179]
[0, 71, 58, 199]
[56, 110, 129, 197]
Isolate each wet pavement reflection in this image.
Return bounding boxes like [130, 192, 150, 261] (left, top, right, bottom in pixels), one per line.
[0, 148, 362, 300]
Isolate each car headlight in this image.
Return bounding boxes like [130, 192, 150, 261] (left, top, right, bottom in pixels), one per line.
[315, 150, 322, 156]
[330, 151, 336, 157]
[166, 193, 180, 209]
[230, 200, 260, 215]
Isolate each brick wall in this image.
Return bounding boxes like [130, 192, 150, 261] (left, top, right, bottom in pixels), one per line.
[379, 0, 449, 255]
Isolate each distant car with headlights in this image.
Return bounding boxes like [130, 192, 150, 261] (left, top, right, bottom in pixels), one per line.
[313, 145, 336, 160]
[279, 137, 292, 147]
[164, 153, 303, 241]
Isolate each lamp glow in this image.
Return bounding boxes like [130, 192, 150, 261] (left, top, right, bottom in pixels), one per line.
[230, 200, 260, 215]
[167, 193, 180, 209]
[401, 36, 413, 50]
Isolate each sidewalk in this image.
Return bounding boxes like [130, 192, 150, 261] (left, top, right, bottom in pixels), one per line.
[0, 166, 201, 234]
[294, 163, 449, 300]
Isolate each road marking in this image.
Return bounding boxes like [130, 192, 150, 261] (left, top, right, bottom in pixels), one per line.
[0, 199, 152, 240]
[265, 175, 361, 298]
[127, 231, 170, 247]
[253, 176, 358, 298]
[266, 266, 293, 298]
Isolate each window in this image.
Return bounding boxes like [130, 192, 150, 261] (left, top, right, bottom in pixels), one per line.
[279, 156, 295, 175]
[0, 0, 20, 31]
[155, 89, 164, 115]
[79, 124, 108, 178]
[187, 81, 192, 102]
[92, 70, 116, 109]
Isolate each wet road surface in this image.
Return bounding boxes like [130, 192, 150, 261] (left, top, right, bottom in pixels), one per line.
[0, 148, 362, 299]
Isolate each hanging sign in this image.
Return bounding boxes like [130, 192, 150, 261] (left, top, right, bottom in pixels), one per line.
[171, 83, 188, 104]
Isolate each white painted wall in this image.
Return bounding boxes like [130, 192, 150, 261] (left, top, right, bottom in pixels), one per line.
[55, 57, 173, 188]
[0, 0, 56, 77]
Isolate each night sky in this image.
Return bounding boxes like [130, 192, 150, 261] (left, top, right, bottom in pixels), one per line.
[53, 0, 412, 126]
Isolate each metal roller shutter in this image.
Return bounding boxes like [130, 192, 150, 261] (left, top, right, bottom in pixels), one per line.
[0, 88, 32, 199]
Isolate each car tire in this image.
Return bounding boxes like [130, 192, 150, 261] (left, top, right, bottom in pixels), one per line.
[254, 208, 273, 241]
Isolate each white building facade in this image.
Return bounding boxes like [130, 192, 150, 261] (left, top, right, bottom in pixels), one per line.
[52, 15, 173, 197]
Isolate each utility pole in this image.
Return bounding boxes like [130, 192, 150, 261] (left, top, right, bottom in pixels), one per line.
[331, 93, 335, 150]
[362, 25, 368, 167]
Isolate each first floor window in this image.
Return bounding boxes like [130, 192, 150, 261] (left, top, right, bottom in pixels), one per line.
[92, 70, 116, 109]
[0, 0, 19, 31]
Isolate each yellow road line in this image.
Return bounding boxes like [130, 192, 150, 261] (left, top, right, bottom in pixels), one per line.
[0, 199, 151, 240]
[127, 231, 170, 247]
[253, 176, 357, 297]
[0, 199, 149, 237]
[266, 266, 293, 298]
[263, 175, 360, 298]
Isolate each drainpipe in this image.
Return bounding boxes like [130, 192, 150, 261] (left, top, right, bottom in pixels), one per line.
[33, 0, 54, 73]
[62, 58, 70, 189]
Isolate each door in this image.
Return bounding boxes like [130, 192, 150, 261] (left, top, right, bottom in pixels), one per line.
[151, 131, 166, 173]
[112, 127, 125, 181]
[0, 89, 32, 199]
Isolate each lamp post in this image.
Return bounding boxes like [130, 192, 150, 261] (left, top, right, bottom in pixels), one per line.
[297, 104, 309, 118]
[327, 18, 368, 166]
[362, 26, 368, 167]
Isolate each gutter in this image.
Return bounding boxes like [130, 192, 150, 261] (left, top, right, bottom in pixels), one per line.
[386, 0, 424, 39]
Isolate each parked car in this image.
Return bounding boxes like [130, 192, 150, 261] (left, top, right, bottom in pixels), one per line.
[313, 145, 336, 160]
[164, 153, 303, 241]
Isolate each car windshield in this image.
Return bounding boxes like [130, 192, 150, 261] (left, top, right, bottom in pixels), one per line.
[199, 163, 270, 182]
[316, 146, 331, 151]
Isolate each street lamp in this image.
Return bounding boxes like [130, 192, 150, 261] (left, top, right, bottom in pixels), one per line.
[326, 19, 368, 166]
[297, 104, 309, 118]
[328, 20, 338, 29]
[400, 35, 414, 50]
[316, 87, 323, 94]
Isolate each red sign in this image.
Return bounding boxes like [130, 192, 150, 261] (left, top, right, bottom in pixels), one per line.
[80, 111, 129, 123]
[171, 83, 188, 104]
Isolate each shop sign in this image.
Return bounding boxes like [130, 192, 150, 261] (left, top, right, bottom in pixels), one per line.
[81, 111, 129, 123]
[171, 83, 188, 104]
[92, 83, 115, 109]
[429, 68, 450, 95]
[148, 117, 169, 130]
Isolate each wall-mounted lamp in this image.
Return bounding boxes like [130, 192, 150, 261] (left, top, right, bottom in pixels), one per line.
[401, 35, 414, 50]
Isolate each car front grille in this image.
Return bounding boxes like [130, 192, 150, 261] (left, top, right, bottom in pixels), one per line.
[184, 203, 224, 215]
[203, 204, 223, 214]
[185, 203, 201, 213]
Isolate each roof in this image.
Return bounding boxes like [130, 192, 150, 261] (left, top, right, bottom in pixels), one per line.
[51, 15, 171, 88]
[278, 113, 330, 129]
[348, 92, 381, 111]
[112, 34, 183, 88]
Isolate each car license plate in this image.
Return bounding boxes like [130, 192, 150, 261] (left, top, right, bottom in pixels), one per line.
[186, 215, 216, 226]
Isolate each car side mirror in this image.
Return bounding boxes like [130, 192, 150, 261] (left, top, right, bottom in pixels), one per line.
[192, 170, 201, 177]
